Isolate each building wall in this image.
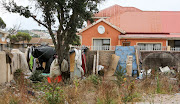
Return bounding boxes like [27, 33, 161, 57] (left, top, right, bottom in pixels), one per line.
[81, 21, 121, 46]
[119, 39, 167, 46]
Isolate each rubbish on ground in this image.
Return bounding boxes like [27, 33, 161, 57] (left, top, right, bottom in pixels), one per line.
[139, 70, 143, 79]
[159, 66, 170, 73]
[98, 65, 104, 71]
[47, 75, 62, 83]
[147, 69, 151, 75]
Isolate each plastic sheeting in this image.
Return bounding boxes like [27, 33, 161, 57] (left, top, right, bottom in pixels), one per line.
[115, 46, 138, 75]
[32, 46, 56, 73]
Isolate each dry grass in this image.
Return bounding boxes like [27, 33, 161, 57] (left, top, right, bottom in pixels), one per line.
[0, 72, 179, 104]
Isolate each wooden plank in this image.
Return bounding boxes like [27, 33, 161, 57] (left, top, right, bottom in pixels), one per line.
[106, 54, 120, 76]
[93, 55, 96, 75]
[135, 48, 140, 75]
[70, 52, 76, 72]
[126, 55, 133, 76]
[96, 51, 99, 75]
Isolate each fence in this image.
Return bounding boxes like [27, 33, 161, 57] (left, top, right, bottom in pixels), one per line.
[70, 45, 116, 51]
[0, 47, 26, 52]
[137, 46, 168, 51]
[137, 46, 180, 52]
[70, 45, 180, 52]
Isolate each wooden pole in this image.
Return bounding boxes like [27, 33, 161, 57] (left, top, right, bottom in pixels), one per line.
[96, 51, 99, 75]
[93, 55, 96, 75]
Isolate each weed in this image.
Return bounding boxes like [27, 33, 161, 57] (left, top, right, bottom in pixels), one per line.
[87, 75, 102, 86]
[45, 84, 64, 104]
[156, 73, 161, 93]
[114, 66, 126, 88]
[73, 78, 80, 94]
[29, 70, 44, 82]
[13, 69, 23, 81]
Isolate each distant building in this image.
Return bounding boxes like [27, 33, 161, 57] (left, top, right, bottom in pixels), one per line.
[0, 30, 9, 50]
[12, 38, 54, 49]
[30, 30, 51, 39]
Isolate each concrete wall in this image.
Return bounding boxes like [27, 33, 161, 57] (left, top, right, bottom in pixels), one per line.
[0, 51, 7, 84]
[85, 50, 115, 74]
[141, 51, 180, 71]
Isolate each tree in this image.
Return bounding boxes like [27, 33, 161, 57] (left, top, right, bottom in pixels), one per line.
[8, 32, 32, 46]
[0, 17, 6, 29]
[3, 0, 104, 75]
[16, 32, 32, 42]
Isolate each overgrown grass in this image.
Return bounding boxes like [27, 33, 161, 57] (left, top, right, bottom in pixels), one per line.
[0, 69, 179, 104]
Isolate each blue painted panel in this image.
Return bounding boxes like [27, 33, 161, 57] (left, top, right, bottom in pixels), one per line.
[115, 46, 138, 75]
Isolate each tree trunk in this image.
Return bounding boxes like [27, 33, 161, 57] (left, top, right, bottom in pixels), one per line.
[56, 34, 70, 81]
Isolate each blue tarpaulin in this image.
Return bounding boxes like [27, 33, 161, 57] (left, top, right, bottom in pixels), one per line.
[115, 46, 138, 75]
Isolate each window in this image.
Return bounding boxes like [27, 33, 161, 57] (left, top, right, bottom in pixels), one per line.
[122, 42, 130, 46]
[93, 39, 110, 50]
[138, 43, 161, 50]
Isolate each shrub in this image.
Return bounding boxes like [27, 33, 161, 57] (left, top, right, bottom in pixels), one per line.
[87, 75, 102, 86]
[29, 70, 44, 82]
[45, 85, 64, 104]
[114, 66, 126, 88]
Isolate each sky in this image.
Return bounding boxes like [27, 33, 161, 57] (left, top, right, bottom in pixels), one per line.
[1, 0, 180, 30]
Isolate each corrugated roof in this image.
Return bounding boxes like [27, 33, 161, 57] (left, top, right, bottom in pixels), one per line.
[17, 38, 53, 45]
[94, 4, 142, 17]
[106, 11, 180, 33]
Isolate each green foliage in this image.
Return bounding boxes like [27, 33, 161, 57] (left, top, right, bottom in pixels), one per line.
[44, 84, 64, 104]
[0, 17, 6, 29]
[7, 35, 18, 43]
[156, 73, 161, 93]
[114, 66, 126, 88]
[16, 32, 32, 42]
[29, 70, 44, 82]
[13, 69, 23, 81]
[9, 99, 20, 104]
[3, 0, 104, 71]
[87, 75, 102, 86]
[96, 98, 116, 104]
[7, 32, 32, 43]
[70, 34, 81, 45]
[122, 92, 140, 103]
[45, 87, 64, 104]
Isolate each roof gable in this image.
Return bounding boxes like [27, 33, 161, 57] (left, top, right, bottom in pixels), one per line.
[79, 19, 125, 34]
